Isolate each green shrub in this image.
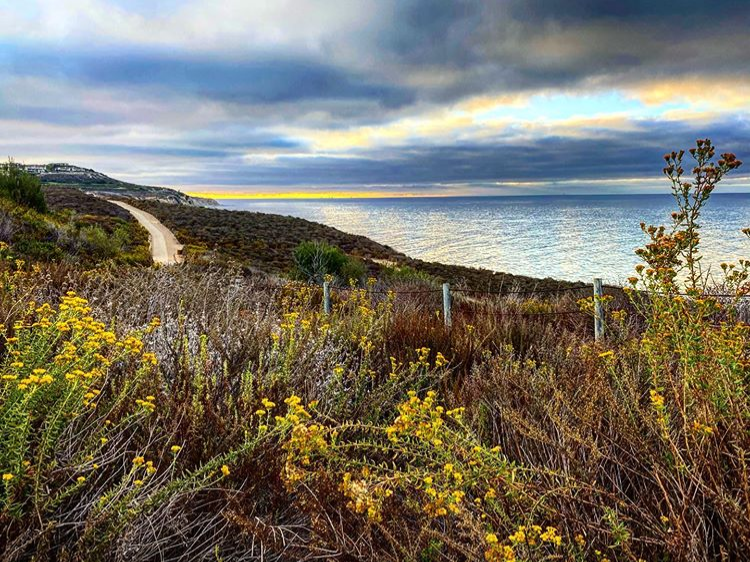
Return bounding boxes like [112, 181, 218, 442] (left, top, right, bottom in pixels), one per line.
[382, 263, 434, 283]
[0, 161, 47, 213]
[12, 239, 62, 261]
[78, 224, 129, 259]
[292, 240, 365, 284]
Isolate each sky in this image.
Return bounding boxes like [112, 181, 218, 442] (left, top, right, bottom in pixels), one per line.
[1, 0, 750, 197]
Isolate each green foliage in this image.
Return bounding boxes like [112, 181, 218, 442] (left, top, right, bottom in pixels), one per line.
[292, 240, 366, 284]
[78, 223, 130, 260]
[0, 185, 151, 267]
[0, 160, 47, 213]
[382, 263, 435, 283]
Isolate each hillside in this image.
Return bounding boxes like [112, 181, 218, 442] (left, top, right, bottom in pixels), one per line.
[21, 163, 216, 206]
[131, 198, 586, 292]
[0, 183, 151, 266]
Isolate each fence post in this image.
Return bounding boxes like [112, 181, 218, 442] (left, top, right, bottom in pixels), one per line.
[593, 277, 604, 341]
[323, 281, 331, 315]
[442, 282, 452, 328]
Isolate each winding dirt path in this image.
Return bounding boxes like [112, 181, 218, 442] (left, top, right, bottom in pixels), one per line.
[109, 200, 184, 265]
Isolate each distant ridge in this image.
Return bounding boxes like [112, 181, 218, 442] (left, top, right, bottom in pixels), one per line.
[21, 162, 216, 206]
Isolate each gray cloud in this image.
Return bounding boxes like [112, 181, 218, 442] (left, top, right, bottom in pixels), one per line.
[131, 118, 748, 188]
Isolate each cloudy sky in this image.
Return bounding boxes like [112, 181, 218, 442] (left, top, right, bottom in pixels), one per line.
[1, 0, 749, 197]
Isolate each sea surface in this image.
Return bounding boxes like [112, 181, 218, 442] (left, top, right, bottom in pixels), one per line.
[217, 194, 750, 284]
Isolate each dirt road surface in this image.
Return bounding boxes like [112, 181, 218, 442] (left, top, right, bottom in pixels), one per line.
[109, 200, 184, 265]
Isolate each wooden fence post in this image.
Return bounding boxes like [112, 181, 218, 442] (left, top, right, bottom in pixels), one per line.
[593, 277, 604, 341]
[442, 282, 452, 328]
[323, 281, 331, 315]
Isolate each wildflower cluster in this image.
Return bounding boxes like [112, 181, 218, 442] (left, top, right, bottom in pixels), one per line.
[484, 525, 565, 562]
[0, 292, 156, 496]
[278, 395, 328, 487]
[340, 468, 394, 522]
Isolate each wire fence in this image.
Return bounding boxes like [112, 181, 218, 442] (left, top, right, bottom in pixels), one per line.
[240, 277, 750, 338]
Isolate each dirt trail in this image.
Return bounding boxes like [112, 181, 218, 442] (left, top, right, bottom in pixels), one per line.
[109, 200, 183, 265]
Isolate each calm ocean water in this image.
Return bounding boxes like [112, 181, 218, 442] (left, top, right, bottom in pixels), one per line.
[217, 194, 750, 284]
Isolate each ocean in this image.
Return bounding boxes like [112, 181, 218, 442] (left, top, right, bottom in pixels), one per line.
[216, 193, 750, 284]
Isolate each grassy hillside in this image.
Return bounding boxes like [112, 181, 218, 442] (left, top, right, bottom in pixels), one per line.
[0, 183, 151, 267]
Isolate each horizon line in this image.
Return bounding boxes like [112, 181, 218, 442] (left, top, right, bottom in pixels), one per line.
[187, 189, 750, 200]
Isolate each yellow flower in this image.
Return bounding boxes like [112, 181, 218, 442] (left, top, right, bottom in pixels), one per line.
[134, 479, 143, 486]
[170, 445, 182, 453]
[435, 352, 448, 368]
[142, 353, 158, 366]
[485, 533, 499, 544]
[650, 389, 665, 409]
[2, 473, 13, 481]
[77, 476, 86, 483]
[261, 398, 276, 409]
[221, 465, 230, 477]
[100, 437, 108, 445]
[132, 456, 145, 466]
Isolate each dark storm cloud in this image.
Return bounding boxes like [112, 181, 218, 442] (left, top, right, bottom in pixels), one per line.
[506, 0, 750, 23]
[1, 45, 414, 108]
[168, 117, 750, 188]
[377, 0, 750, 102]
[66, 144, 234, 159]
[4, 1, 750, 126]
[385, 0, 482, 66]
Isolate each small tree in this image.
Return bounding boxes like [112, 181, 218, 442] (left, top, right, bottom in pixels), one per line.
[0, 160, 47, 213]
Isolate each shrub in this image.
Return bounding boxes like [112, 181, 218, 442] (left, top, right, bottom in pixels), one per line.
[292, 240, 365, 284]
[78, 223, 130, 259]
[0, 160, 47, 213]
[382, 263, 435, 284]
